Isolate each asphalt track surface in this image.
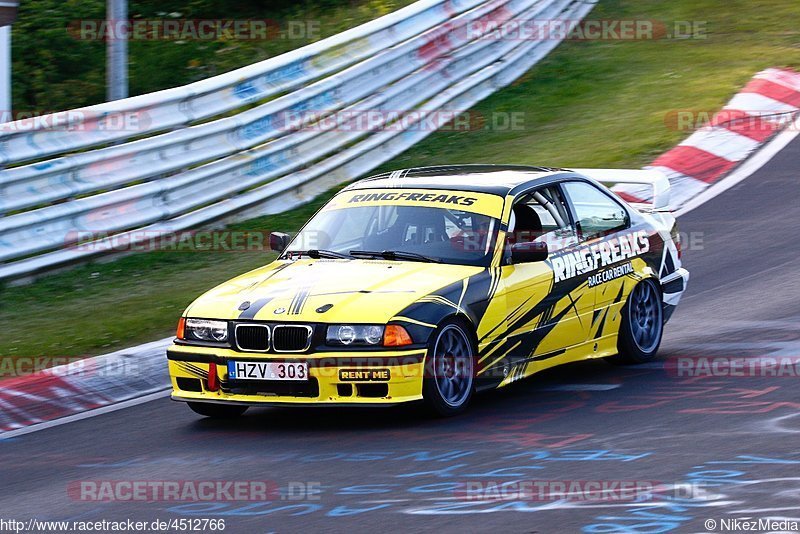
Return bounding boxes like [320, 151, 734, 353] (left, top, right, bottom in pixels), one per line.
[2, 138, 800, 534]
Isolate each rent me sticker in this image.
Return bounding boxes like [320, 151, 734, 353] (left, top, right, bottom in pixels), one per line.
[339, 369, 391, 381]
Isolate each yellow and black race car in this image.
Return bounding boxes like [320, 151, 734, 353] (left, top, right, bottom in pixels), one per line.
[168, 165, 689, 417]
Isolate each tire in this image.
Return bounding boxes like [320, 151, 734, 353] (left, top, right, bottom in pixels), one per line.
[422, 320, 477, 417]
[187, 402, 248, 419]
[609, 278, 664, 365]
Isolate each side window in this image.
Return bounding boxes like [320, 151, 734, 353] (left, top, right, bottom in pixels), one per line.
[508, 185, 578, 254]
[563, 181, 629, 241]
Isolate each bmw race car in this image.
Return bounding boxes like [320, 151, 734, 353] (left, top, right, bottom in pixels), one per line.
[167, 165, 689, 417]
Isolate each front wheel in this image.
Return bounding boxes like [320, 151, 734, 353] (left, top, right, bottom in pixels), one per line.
[609, 278, 664, 364]
[422, 321, 476, 417]
[187, 402, 248, 419]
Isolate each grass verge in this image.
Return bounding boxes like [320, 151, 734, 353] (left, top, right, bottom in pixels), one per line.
[13, 0, 417, 113]
[2, 0, 799, 359]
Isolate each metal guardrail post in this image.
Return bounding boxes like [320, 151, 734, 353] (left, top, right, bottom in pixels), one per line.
[106, 0, 128, 101]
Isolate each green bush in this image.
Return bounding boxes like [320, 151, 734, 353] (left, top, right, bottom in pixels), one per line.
[11, 0, 410, 113]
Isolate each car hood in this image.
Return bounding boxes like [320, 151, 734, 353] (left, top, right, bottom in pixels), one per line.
[185, 259, 483, 324]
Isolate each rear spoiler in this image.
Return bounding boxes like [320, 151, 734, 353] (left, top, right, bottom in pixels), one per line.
[570, 168, 671, 211]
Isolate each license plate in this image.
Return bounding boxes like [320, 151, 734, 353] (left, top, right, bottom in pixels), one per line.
[228, 361, 308, 381]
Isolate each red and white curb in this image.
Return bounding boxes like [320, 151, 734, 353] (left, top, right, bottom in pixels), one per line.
[613, 68, 800, 209]
[0, 338, 172, 438]
[3, 68, 800, 438]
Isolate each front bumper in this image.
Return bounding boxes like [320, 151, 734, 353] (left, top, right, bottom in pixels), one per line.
[167, 344, 426, 406]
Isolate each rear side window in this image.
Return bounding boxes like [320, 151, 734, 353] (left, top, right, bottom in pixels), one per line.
[507, 186, 578, 256]
[563, 181, 629, 241]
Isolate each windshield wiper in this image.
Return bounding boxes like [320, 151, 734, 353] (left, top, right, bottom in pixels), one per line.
[350, 250, 440, 263]
[287, 249, 351, 260]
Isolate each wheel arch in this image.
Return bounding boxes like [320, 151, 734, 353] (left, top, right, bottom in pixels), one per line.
[430, 313, 479, 347]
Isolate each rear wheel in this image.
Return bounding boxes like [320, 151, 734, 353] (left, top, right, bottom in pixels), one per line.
[609, 279, 664, 364]
[187, 402, 248, 419]
[422, 321, 476, 417]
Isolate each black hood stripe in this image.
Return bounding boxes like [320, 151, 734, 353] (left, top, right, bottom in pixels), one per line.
[238, 297, 274, 320]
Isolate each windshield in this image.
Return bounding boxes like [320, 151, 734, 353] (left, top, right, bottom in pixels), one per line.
[285, 189, 503, 266]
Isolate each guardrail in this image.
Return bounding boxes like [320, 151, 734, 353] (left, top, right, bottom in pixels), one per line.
[0, 0, 485, 166]
[0, 0, 597, 282]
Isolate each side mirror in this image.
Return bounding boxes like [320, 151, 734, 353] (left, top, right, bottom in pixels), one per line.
[510, 241, 548, 264]
[269, 232, 290, 253]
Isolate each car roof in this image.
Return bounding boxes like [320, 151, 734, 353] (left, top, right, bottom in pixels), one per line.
[344, 165, 574, 196]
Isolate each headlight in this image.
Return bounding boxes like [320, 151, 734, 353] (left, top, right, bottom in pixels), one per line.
[183, 318, 229, 343]
[326, 325, 385, 346]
